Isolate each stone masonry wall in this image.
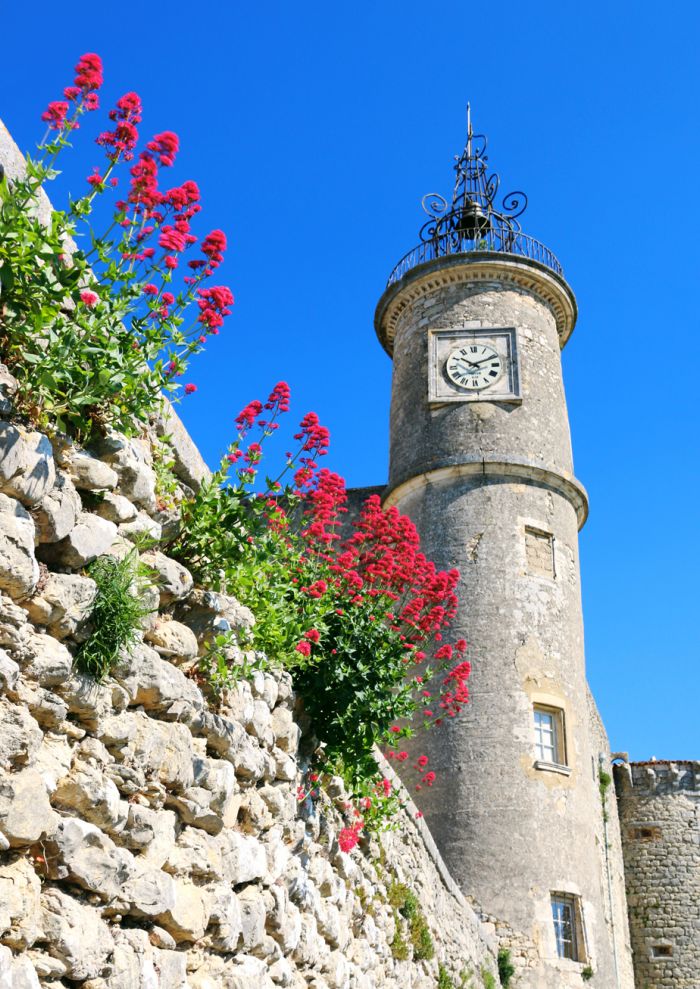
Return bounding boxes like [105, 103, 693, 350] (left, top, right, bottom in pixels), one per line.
[614, 760, 700, 989]
[0, 377, 498, 987]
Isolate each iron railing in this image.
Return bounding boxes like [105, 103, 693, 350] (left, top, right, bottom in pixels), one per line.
[387, 225, 563, 287]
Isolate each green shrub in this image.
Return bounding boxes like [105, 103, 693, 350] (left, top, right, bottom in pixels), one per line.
[75, 551, 154, 680]
[497, 948, 515, 986]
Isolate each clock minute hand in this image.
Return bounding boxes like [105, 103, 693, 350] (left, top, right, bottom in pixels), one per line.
[472, 355, 498, 367]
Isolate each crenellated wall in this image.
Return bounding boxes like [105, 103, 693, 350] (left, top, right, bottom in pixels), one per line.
[614, 760, 700, 989]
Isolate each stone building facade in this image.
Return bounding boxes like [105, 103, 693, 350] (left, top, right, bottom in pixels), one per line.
[615, 760, 700, 988]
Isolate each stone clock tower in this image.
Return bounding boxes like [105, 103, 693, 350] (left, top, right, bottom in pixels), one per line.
[375, 112, 634, 988]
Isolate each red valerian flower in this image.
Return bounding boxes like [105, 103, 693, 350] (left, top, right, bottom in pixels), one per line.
[96, 91, 142, 162]
[165, 256, 179, 269]
[87, 170, 104, 186]
[338, 825, 362, 853]
[41, 101, 69, 130]
[184, 383, 197, 395]
[201, 229, 227, 268]
[304, 629, 321, 643]
[79, 289, 99, 307]
[74, 53, 103, 92]
[143, 284, 158, 295]
[146, 131, 179, 167]
[295, 641, 311, 657]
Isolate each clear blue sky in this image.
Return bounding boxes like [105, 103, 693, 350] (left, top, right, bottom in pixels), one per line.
[3, 1, 699, 761]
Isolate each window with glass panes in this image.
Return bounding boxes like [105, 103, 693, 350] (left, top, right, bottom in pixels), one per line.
[534, 707, 559, 763]
[551, 895, 578, 960]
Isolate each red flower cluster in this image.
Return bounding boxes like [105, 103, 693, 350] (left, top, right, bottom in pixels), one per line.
[201, 230, 227, 269]
[294, 412, 330, 456]
[338, 823, 362, 853]
[96, 91, 142, 162]
[74, 53, 103, 93]
[146, 131, 179, 167]
[197, 286, 234, 333]
[235, 399, 263, 430]
[41, 102, 69, 130]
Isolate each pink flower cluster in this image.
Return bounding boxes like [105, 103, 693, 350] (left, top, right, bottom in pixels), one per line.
[42, 53, 103, 131]
[96, 92, 143, 162]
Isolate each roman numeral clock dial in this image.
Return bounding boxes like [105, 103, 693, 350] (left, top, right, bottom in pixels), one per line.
[445, 343, 503, 391]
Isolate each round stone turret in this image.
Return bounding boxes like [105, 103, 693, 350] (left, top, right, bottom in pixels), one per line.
[375, 114, 635, 988]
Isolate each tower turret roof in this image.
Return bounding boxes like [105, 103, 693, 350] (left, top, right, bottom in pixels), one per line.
[386, 106, 563, 286]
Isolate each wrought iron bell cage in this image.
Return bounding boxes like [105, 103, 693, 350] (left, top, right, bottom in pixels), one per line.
[386, 106, 563, 286]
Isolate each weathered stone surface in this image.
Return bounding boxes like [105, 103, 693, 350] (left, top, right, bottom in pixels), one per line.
[62, 449, 119, 491]
[124, 713, 195, 792]
[0, 858, 42, 949]
[121, 804, 177, 867]
[92, 491, 138, 523]
[31, 470, 82, 544]
[144, 618, 198, 662]
[189, 952, 271, 989]
[0, 767, 58, 846]
[206, 883, 243, 952]
[175, 589, 255, 642]
[57, 673, 116, 726]
[118, 510, 161, 541]
[112, 642, 203, 716]
[40, 888, 115, 980]
[0, 493, 39, 599]
[0, 944, 41, 989]
[52, 761, 128, 833]
[140, 550, 193, 606]
[0, 423, 55, 507]
[23, 573, 96, 640]
[0, 699, 42, 769]
[220, 830, 267, 884]
[20, 632, 73, 686]
[0, 648, 19, 692]
[94, 435, 157, 513]
[38, 512, 117, 568]
[157, 402, 210, 491]
[156, 878, 210, 942]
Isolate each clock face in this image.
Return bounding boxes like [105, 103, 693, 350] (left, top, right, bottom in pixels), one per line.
[445, 343, 503, 391]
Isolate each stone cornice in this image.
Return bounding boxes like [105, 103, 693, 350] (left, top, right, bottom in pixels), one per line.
[382, 456, 589, 529]
[374, 253, 578, 356]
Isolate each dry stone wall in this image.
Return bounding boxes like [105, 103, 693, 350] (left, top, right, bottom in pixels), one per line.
[0, 368, 498, 987]
[614, 760, 700, 989]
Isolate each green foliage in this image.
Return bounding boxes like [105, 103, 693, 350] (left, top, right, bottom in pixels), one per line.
[497, 948, 515, 986]
[598, 767, 612, 822]
[75, 551, 154, 680]
[386, 880, 434, 961]
[152, 434, 180, 510]
[390, 908, 410, 961]
[581, 965, 594, 981]
[437, 965, 456, 988]
[481, 970, 497, 989]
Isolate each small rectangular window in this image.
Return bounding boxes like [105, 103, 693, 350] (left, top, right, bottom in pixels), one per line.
[551, 894, 586, 962]
[525, 526, 555, 578]
[533, 705, 567, 767]
[651, 944, 673, 958]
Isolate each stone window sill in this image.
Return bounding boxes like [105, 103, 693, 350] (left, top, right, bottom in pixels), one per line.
[534, 760, 572, 776]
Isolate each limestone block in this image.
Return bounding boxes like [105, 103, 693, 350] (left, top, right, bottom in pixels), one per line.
[0, 699, 42, 769]
[164, 825, 223, 880]
[144, 618, 198, 663]
[57, 673, 116, 727]
[61, 449, 119, 492]
[0, 945, 41, 989]
[239, 788, 274, 833]
[31, 470, 82, 544]
[220, 829, 267, 884]
[167, 785, 224, 835]
[20, 682, 68, 730]
[267, 885, 302, 952]
[24, 951, 67, 980]
[206, 882, 243, 952]
[0, 422, 55, 507]
[21, 631, 73, 686]
[38, 512, 117, 568]
[156, 878, 211, 943]
[52, 761, 128, 834]
[193, 709, 248, 762]
[121, 859, 178, 920]
[271, 705, 301, 754]
[128, 714, 195, 792]
[140, 550, 193, 606]
[262, 825, 293, 884]
[40, 888, 115, 981]
[0, 767, 58, 846]
[201, 758, 240, 828]
[118, 511, 162, 541]
[0, 493, 39, 599]
[273, 747, 297, 782]
[175, 588, 255, 642]
[112, 642, 203, 716]
[238, 885, 269, 951]
[121, 804, 177, 868]
[0, 593, 31, 651]
[92, 491, 138, 523]
[189, 952, 271, 989]
[0, 364, 17, 415]
[0, 857, 42, 949]
[31, 734, 73, 793]
[0, 648, 19, 692]
[23, 573, 96, 640]
[245, 698, 274, 745]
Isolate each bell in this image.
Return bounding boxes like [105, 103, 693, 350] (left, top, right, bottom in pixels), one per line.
[455, 198, 490, 238]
